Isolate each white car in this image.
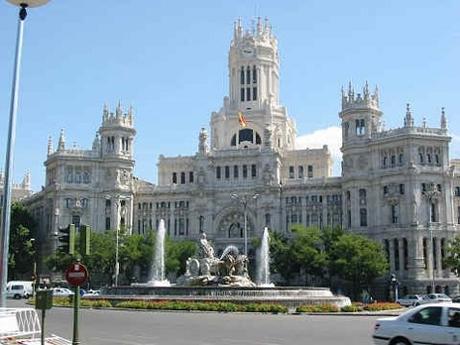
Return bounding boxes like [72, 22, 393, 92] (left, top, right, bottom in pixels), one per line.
[414, 293, 452, 306]
[82, 289, 100, 297]
[396, 295, 423, 307]
[6, 281, 34, 299]
[52, 287, 74, 297]
[373, 303, 460, 345]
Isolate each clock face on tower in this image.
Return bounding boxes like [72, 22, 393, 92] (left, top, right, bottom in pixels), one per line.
[241, 46, 254, 57]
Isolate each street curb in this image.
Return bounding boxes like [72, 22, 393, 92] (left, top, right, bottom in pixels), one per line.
[294, 310, 404, 316]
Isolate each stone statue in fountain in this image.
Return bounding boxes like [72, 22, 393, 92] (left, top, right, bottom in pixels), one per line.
[177, 232, 256, 287]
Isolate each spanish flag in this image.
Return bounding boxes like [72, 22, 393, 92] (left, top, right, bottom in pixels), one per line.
[238, 112, 249, 128]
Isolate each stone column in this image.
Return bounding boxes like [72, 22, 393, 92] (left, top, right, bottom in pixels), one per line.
[427, 235, 434, 283]
[409, 235, 426, 280]
[389, 239, 396, 273]
[398, 239, 405, 277]
[436, 237, 443, 278]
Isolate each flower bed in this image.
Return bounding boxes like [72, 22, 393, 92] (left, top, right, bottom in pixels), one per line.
[340, 302, 401, 312]
[296, 304, 340, 313]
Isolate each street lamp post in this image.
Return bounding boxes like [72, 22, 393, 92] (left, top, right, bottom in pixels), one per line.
[423, 183, 440, 293]
[231, 193, 259, 257]
[0, 0, 50, 307]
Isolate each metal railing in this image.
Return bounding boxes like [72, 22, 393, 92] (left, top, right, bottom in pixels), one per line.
[0, 308, 70, 345]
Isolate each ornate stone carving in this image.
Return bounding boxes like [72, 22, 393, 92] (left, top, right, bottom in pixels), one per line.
[177, 232, 255, 287]
[262, 163, 275, 185]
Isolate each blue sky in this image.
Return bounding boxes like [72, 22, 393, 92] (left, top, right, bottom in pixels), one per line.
[0, 0, 459, 191]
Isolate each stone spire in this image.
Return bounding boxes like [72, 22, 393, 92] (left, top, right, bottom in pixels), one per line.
[374, 85, 379, 105]
[57, 129, 65, 151]
[128, 105, 134, 125]
[22, 171, 31, 189]
[363, 81, 370, 100]
[441, 107, 447, 130]
[103, 103, 109, 121]
[257, 16, 263, 35]
[47, 136, 53, 156]
[116, 100, 122, 118]
[404, 103, 414, 127]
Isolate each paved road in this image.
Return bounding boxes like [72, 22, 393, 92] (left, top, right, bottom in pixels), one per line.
[7, 299, 379, 345]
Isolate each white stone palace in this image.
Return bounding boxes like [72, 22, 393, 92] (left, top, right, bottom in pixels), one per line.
[25, 18, 460, 296]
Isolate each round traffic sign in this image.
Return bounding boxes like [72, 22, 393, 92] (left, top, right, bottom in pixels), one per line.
[65, 262, 89, 286]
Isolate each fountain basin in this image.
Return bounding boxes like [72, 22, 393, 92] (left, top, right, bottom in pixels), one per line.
[100, 286, 351, 311]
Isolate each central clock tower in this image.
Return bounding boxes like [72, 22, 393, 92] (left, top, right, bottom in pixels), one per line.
[228, 17, 280, 111]
[210, 18, 296, 152]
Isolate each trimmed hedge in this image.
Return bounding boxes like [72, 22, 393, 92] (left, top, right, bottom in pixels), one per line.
[296, 304, 339, 313]
[32, 297, 287, 313]
[114, 300, 288, 313]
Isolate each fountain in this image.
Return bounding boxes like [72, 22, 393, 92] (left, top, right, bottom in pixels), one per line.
[103, 228, 351, 310]
[141, 219, 170, 287]
[256, 227, 274, 287]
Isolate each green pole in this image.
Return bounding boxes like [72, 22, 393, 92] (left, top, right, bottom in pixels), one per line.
[72, 285, 80, 345]
[41, 309, 45, 345]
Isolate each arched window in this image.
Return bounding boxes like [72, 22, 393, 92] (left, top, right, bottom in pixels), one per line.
[240, 67, 244, 85]
[230, 128, 262, 146]
[246, 67, 250, 85]
[229, 222, 243, 238]
[359, 189, 367, 205]
[360, 208, 367, 227]
[239, 128, 253, 143]
[83, 171, 90, 184]
[252, 65, 257, 83]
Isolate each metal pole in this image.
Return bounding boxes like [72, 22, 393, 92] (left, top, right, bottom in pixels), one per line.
[115, 226, 119, 286]
[430, 225, 435, 292]
[72, 285, 80, 345]
[115, 201, 119, 287]
[0, 5, 27, 308]
[427, 196, 435, 293]
[41, 308, 45, 345]
[244, 202, 247, 257]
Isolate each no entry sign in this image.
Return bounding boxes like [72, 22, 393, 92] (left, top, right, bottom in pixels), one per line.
[65, 262, 89, 286]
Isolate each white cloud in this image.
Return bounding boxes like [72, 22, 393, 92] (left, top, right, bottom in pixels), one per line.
[296, 126, 342, 176]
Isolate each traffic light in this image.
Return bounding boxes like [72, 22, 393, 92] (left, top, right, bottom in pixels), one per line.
[58, 224, 75, 255]
[80, 225, 91, 256]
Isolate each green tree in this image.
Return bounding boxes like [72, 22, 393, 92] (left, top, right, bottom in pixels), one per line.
[444, 236, 460, 274]
[269, 230, 297, 282]
[8, 203, 37, 280]
[329, 233, 388, 300]
[290, 225, 328, 285]
[165, 238, 196, 276]
[45, 228, 196, 286]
